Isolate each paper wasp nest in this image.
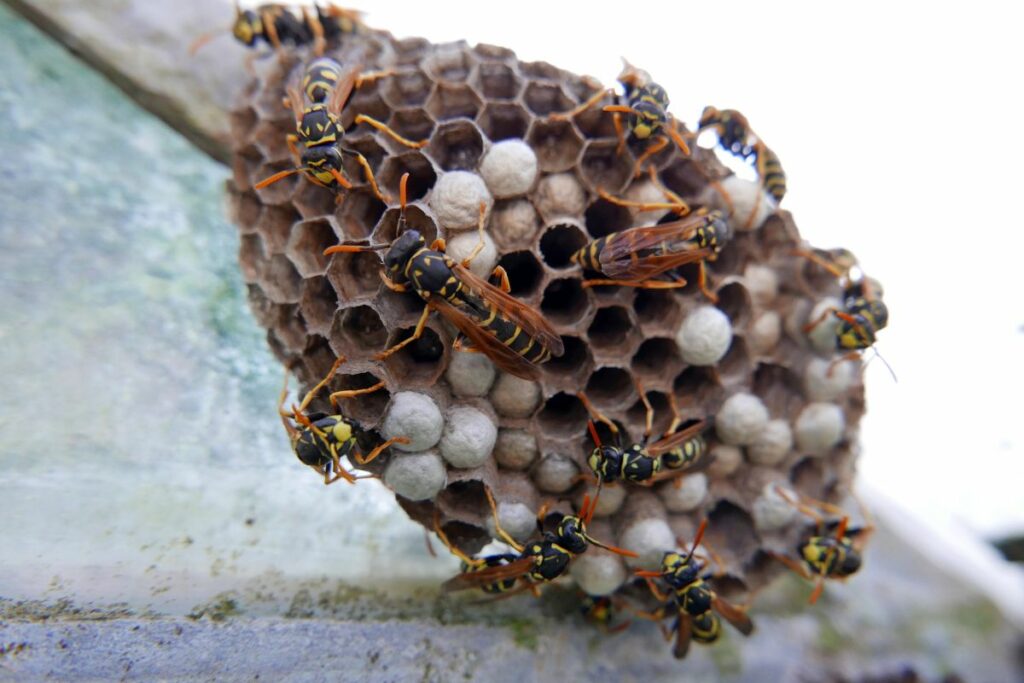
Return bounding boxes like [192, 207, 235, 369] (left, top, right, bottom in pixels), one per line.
[227, 28, 866, 603]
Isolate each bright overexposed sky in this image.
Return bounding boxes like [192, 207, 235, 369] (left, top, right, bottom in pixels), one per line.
[256, 1, 1024, 539]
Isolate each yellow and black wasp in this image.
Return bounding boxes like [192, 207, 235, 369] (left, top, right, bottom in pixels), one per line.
[576, 381, 709, 502]
[323, 174, 564, 381]
[190, 1, 365, 59]
[797, 250, 892, 378]
[697, 106, 786, 228]
[768, 487, 875, 604]
[635, 520, 754, 659]
[580, 594, 633, 634]
[553, 60, 691, 177]
[278, 355, 408, 484]
[256, 58, 425, 203]
[570, 207, 731, 302]
[442, 494, 637, 595]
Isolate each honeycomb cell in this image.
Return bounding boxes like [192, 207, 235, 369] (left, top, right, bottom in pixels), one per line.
[527, 119, 584, 173]
[473, 43, 516, 61]
[534, 173, 587, 222]
[326, 249, 383, 302]
[376, 286, 426, 327]
[634, 289, 683, 333]
[383, 323, 448, 387]
[329, 370, 391, 427]
[790, 457, 826, 496]
[425, 119, 485, 171]
[229, 107, 258, 149]
[542, 335, 594, 384]
[229, 189, 262, 230]
[423, 44, 475, 82]
[285, 218, 341, 278]
[344, 90, 391, 130]
[573, 97, 618, 140]
[393, 37, 430, 65]
[331, 304, 388, 357]
[340, 135, 387, 181]
[261, 254, 303, 304]
[291, 181, 336, 220]
[625, 390, 671, 436]
[476, 102, 530, 142]
[520, 61, 561, 80]
[372, 203, 438, 247]
[631, 338, 684, 386]
[752, 362, 805, 421]
[377, 152, 438, 204]
[472, 62, 523, 100]
[334, 190, 386, 241]
[523, 81, 574, 116]
[705, 500, 759, 565]
[539, 222, 588, 269]
[718, 336, 753, 383]
[716, 281, 753, 328]
[490, 198, 540, 250]
[583, 197, 632, 239]
[535, 392, 588, 439]
[660, 158, 710, 199]
[233, 145, 261, 192]
[587, 306, 639, 352]
[425, 83, 484, 122]
[674, 366, 724, 408]
[540, 277, 591, 326]
[238, 234, 265, 284]
[299, 276, 338, 337]
[251, 120, 291, 163]
[387, 108, 437, 144]
[580, 140, 633, 195]
[496, 251, 543, 298]
[381, 69, 433, 108]
[584, 366, 635, 409]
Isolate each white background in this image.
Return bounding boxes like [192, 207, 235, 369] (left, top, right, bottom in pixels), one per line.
[335, 0, 1024, 540]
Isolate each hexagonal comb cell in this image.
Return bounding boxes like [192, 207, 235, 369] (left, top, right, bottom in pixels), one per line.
[261, 254, 303, 304]
[523, 81, 574, 116]
[256, 205, 301, 256]
[328, 369, 391, 428]
[382, 323, 448, 386]
[584, 197, 632, 239]
[753, 362, 804, 420]
[660, 159, 711, 199]
[372, 203, 438, 247]
[382, 69, 433, 108]
[541, 277, 591, 327]
[718, 336, 753, 383]
[625, 390, 671, 436]
[299, 276, 338, 337]
[542, 335, 593, 383]
[584, 366, 635, 409]
[540, 222, 589, 269]
[717, 282, 753, 328]
[674, 366, 724, 409]
[527, 119, 584, 173]
[473, 62, 522, 100]
[387, 108, 437, 145]
[326, 249, 383, 302]
[587, 306, 638, 352]
[496, 251, 543, 298]
[634, 289, 683, 333]
[333, 191, 384, 242]
[426, 83, 483, 122]
[252, 120, 291, 163]
[286, 218, 341, 278]
[580, 140, 633, 195]
[423, 44, 475, 82]
[291, 181, 337, 220]
[476, 102, 530, 142]
[393, 37, 430, 65]
[332, 304, 388, 357]
[631, 338, 684, 386]
[425, 119, 485, 171]
[536, 392, 588, 439]
[378, 152, 438, 204]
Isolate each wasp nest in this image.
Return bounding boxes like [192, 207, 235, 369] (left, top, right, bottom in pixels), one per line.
[227, 27, 867, 606]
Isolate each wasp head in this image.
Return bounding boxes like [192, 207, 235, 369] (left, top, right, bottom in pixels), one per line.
[555, 514, 590, 555]
[697, 106, 722, 133]
[661, 550, 701, 587]
[706, 211, 732, 254]
[587, 444, 623, 482]
[232, 10, 261, 46]
[630, 100, 667, 140]
[383, 230, 425, 283]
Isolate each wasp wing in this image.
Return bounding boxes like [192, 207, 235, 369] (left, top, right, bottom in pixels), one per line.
[646, 419, 708, 458]
[327, 62, 362, 116]
[672, 612, 692, 659]
[451, 262, 564, 358]
[712, 595, 754, 636]
[597, 216, 715, 280]
[428, 296, 545, 381]
[441, 556, 535, 593]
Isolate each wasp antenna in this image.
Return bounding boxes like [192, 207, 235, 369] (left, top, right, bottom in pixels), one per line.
[580, 494, 593, 523]
[399, 172, 409, 211]
[188, 30, 221, 56]
[323, 243, 388, 256]
[255, 167, 307, 190]
[872, 348, 898, 383]
[587, 420, 602, 447]
[834, 516, 849, 542]
[684, 519, 708, 563]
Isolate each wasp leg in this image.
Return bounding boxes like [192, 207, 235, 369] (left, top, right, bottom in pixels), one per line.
[291, 356, 347, 415]
[827, 351, 863, 378]
[768, 551, 814, 581]
[261, 8, 286, 63]
[354, 435, 411, 465]
[355, 69, 398, 89]
[375, 304, 431, 360]
[549, 87, 614, 121]
[802, 307, 840, 335]
[302, 6, 326, 56]
[632, 135, 670, 178]
[575, 391, 620, 437]
[351, 153, 390, 204]
[451, 335, 482, 354]
[433, 509, 481, 567]
[459, 203, 489, 268]
[489, 265, 511, 293]
[665, 115, 692, 156]
[328, 380, 385, 408]
[635, 378, 654, 444]
[323, 445, 358, 485]
[596, 187, 688, 215]
[642, 577, 670, 603]
[696, 261, 718, 303]
[792, 249, 848, 279]
[379, 271, 409, 293]
[353, 114, 428, 148]
[429, 237, 447, 252]
[485, 486, 525, 552]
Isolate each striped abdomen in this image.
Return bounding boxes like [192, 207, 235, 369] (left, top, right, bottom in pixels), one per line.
[662, 435, 706, 470]
[467, 292, 552, 364]
[303, 57, 342, 103]
[758, 147, 787, 202]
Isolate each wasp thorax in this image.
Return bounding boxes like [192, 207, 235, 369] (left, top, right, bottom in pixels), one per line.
[556, 515, 590, 554]
[384, 230, 425, 281]
[232, 11, 260, 45]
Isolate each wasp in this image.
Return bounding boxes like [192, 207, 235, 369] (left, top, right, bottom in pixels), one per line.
[190, 2, 365, 59]
[442, 494, 637, 594]
[278, 356, 409, 484]
[635, 520, 754, 659]
[580, 594, 633, 634]
[798, 250, 892, 378]
[577, 382, 709, 502]
[570, 206, 730, 302]
[323, 174, 564, 381]
[552, 60, 691, 178]
[768, 486, 875, 604]
[256, 59, 424, 203]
